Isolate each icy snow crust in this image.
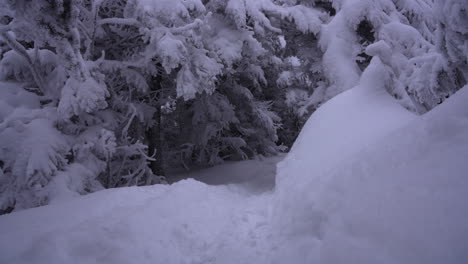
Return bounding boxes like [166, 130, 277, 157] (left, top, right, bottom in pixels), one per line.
[1, 60, 468, 263]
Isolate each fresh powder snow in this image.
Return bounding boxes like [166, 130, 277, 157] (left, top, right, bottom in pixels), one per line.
[0, 1, 467, 263]
[1, 59, 467, 264]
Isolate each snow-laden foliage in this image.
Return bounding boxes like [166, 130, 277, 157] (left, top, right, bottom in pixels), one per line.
[434, 0, 468, 94]
[0, 82, 104, 211]
[317, 0, 467, 113]
[435, 0, 468, 68]
[0, 0, 113, 210]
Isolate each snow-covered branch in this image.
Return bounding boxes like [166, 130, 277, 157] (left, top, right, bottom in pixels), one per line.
[1, 32, 46, 93]
[170, 18, 204, 34]
[98, 18, 141, 27]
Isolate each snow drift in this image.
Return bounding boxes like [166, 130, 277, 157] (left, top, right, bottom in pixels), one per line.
[1, 58, 468, 264]
[271, 58, 468, 263]
[273, 57, 416, 242]
[0, 180, 272, 264]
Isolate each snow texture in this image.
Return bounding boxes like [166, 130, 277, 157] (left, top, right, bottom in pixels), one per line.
[270, 57, 468, 263]
[1, 57, 467, 263]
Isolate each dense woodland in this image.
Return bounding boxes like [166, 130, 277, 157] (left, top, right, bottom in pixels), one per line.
[0, 0, 466, 212]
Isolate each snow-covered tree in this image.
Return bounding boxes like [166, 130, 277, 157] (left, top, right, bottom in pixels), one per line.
[90, 0, 225, 176]
[188, 0, 328, 158]
[434, 0, 468, 93]
[314, 0, 466, 113]
[0, 0, 115, 210]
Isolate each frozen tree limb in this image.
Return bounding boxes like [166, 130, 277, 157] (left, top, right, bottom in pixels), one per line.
[1, 32, 46, 93]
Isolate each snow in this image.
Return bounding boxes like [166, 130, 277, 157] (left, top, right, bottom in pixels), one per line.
[0, 82, 40, 115]
[136, 0, 205, 20]
[1, 59, 468, 263]
[169, 154, 284, 194]
[286, 56, 301, 67]
[271, 59, 468, 263]
[58, 75, 109, 118]
[276, 57, 415, 193]
[0, 179, 272, 264]
[226, 0, 248, 28]
[278, 35, 286, 49]
[319, 9, 361, 99]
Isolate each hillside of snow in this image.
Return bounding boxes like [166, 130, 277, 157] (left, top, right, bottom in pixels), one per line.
[270, 58, 468, 263]
[1, 59, 467, 264]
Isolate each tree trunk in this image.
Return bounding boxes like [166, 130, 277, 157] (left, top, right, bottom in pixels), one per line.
[147, 107, 165, 177]
[146, 72, 165, 184]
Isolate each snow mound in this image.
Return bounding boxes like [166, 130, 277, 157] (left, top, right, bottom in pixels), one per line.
[271, 59, 468, 263]
[0, 179, 271, 264]
[274, 58, 415, 238]
[314, 85, 468, 264]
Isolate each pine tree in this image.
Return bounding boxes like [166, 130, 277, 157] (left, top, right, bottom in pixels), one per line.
[434, 0, 468, 92]
[0, 0, 113, 210]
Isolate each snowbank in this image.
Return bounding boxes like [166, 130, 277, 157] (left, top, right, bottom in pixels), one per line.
[315, 85, 468, 264]
[271, 59, 468, 263]
[273, 58, 415, 241]
[0, 180, 271, 264]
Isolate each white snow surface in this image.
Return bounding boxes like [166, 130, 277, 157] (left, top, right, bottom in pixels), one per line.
[168, 154, 284, 194]
[270, 58, 468, 263]
[1, 59, 468, 264]
[0, 180, 273, 264]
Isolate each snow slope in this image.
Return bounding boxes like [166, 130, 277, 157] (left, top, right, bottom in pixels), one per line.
[271, 59, 468, 263]
[1, 58, 468, 264]
[315, 86, 468, 264]
[273, 57, 416, 242]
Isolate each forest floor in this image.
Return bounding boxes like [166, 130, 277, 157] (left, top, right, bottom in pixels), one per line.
[168, 154, 285, 193]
